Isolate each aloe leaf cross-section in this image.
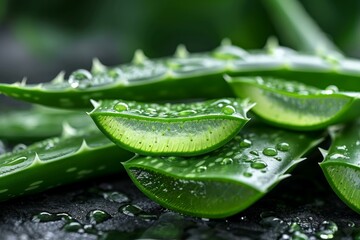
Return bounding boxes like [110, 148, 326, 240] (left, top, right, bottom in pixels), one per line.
[320, 119, 360, 214]
[227, 76, 360, 130]
[89, 98, 254, 156]
[123, 123, 323, 218]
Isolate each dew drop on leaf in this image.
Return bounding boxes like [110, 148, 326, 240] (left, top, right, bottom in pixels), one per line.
[13, 143, 27, 152]
[220, 157, 233, 165]
[68, 69, 92, 89]
[251, 161, 267, 169]
[196, 166, 207, 173]
[276, 142, 290, 152]
[263, 147, 278, 156]
[222, 105, 236, 115]
[240, 139, 252, 148]
[114, 102, 129, 112]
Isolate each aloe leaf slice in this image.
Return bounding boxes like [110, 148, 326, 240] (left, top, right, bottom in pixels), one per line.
[320, 120, 360, 214]
[0, 128, 133, 202]
[123, 123, 323, 218]
[0, 106, 93, 141]
[226, 76, 360, 130]
[2, 44, 360, 108]
[89, 98, 253, 156]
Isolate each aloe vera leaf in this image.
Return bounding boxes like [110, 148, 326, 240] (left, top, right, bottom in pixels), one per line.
[0, 106, 93, 141]
[227, 76, 360, 130]
[263, 0, 341, 55]
[320, 120, 360, 214]
[89, 98, 253, 156]
[1, 44, 360, 108]
[123, 123, 323, 218]
[0, 128, 133, 202]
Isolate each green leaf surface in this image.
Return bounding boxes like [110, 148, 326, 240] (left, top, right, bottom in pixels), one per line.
[2, 44, 360, 108]
[227, 76, 360, 130]
[320, 119, 360, 214]
[0, 106, 93, 141]
[90, 98, 253, 156]
[0, 128, 133, 202]
[123, 123, 323, 218]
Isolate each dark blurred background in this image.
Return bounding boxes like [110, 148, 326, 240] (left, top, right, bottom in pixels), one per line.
[0, 0, 360, 86]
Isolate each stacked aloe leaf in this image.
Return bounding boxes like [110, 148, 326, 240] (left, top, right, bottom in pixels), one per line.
[0, 0, 359, 218]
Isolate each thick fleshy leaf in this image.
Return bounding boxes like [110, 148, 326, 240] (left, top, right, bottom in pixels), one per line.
[89, 98, 253, 156]
[227, 76, 360, 130]
[0, 128, 133, 202]
[1, 44, 360, 108]
[123, 123, 323, 218]
[0, 106, 93, 141]
[320, 119, 360, 214]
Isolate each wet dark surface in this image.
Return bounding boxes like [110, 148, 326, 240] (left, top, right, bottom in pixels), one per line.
[0, 155, 359, 240]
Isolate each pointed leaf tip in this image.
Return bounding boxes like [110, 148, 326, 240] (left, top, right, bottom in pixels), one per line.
[223, 74, 232, 82]
[90, 99, 100, 109]
[265, 36, 279, 53]
[175, 44, 189, 58]
[318, 148, 328, 158]
[51, 71, 65, 84]
[61, 122, 77, 137]
[91, 58, 106, 73]
[132, 49, 148, 65]
[20, 77, 27, 86]
[221, 38, 232, 46]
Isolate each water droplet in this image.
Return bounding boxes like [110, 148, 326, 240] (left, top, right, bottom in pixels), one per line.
[139, 213, 158, 221]
[178, 109, 197, 116]
[68, 69, 92, 89]
[196, 166, 207, 173]
[274, 157, 282, 161]
[335, 145, 347, 152]
[316, 220, 338, 239]
[222, 105, 236, 115]
[32, 212, 58, 223]
[250, 150, 259, 156]
[13, 143, 27, 152]
[103, 191, 130, 203]
[251, 161, 267, 169]
[263, 147, 278, 156]
[243, 172, 252, 177]
[119, 204, 143, 217]
[63, 221, 83, 232]
[347, 221, 355, 227]
[240, 139, 252, 148]
[276, 142, 290, 152]
[329, 153, 349, 160]
[114, 102, 129, 112]
[325, 85, 339, 93]
[108, 68, 124, 79]
[220, 158, 233, 165]
[87, 209, 111, 224]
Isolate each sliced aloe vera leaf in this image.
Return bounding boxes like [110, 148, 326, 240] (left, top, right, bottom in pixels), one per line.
[226, 76, 360, 130]
[2, 43, 360, 108]
[123, 123, 323, 218]
[0, 128, 133, 202]
[89, 98, 253, 156]
[0, 106, 93, 141]
[320, 120, 360, 214]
